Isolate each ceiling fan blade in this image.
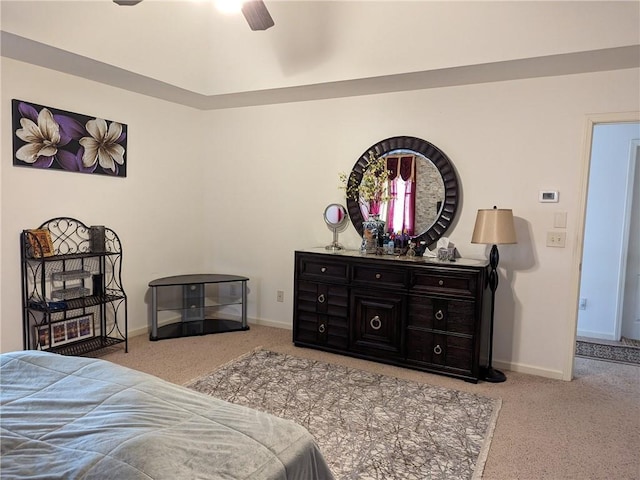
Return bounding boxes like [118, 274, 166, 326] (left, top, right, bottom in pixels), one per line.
[111, 0, 274, 31]
[241, 1, 275, 31]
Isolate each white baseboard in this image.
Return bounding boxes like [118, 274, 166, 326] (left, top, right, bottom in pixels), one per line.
[576, 329, 617, 341]
[248, 317, 292, 330]
[129, 325, 149, 338]
[493, 359, 565, 381]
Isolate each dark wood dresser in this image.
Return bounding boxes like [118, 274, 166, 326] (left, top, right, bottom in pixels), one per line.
[293, 249, 491, 383]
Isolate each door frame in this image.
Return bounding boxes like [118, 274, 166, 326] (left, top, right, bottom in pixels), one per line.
[565, 111, 640, 381]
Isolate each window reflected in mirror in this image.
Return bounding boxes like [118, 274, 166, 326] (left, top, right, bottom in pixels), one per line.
[361, 152, 445, 236]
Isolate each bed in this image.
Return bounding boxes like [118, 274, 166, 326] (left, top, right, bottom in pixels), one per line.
[0, 350, 334, 479]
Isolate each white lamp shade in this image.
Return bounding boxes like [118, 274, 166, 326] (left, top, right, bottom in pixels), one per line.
[471, 208, 517, 245]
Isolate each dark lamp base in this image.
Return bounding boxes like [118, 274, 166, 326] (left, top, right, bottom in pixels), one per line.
[480, 366, 507, 383]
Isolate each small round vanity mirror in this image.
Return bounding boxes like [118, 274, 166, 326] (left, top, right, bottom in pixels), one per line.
[324, 203, 348, 251]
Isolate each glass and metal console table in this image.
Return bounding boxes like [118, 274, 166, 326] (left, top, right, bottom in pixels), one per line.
[149, 274, 249, 341]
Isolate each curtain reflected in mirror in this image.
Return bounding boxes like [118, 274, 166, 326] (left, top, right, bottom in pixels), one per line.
[361, 153, 444, 236]
[325, 204, 347, 226]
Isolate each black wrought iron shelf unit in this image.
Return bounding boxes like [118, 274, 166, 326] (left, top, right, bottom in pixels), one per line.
[21, 217, 128, 356]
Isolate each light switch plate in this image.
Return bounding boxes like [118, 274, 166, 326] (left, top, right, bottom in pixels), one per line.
[554, 212, 567, 228]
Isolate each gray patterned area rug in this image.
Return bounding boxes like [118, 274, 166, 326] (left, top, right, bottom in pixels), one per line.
[186, 349, 501, 480]
[576, 339, 640, 365]
[621, 336, 640, 348]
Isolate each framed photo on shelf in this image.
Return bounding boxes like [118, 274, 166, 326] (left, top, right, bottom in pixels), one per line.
[27, 229, 54, 258]
[34, 324, 50, 350]
[51, 320, 66, 346]
[50, 314, 94, 347]
[78, 315, 93, 338]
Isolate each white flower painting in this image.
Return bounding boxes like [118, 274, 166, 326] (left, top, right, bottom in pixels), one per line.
[12, 99, 127, 177]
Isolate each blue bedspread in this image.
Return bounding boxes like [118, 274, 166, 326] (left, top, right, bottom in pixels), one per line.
[1, 350, 334, 479]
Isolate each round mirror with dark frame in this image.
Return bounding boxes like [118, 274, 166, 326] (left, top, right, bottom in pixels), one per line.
[345, 136, 459, 248]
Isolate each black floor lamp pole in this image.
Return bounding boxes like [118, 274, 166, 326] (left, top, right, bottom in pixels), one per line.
[472, 206, 516, 383]
[482, 244, 507, 383]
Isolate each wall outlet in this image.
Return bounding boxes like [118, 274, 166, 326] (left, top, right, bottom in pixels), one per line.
[277, 290, 284, 302]
[546, 231, 566, 247]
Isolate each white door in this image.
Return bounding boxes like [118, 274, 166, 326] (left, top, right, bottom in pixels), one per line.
[577, 124, 640, 341]
[621, 143, 640, 340]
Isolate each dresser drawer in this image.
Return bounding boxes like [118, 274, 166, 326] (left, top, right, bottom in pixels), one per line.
[298, 255, 348, 282]
[408, 297, 476, 336]
[411, 269, 479, 297]
[352, 265, 407, 289]
[406, 329, 474, 374]
[294, 311, 349, 350]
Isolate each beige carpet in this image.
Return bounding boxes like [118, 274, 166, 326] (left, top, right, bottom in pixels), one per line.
[102, 324, 640, 480]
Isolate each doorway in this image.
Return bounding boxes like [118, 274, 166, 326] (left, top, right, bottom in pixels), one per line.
[574, 120, 640, 368]
[621, 140, 640, 341]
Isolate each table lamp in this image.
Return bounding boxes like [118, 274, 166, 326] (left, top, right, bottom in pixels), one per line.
[471, 206, 517, 382]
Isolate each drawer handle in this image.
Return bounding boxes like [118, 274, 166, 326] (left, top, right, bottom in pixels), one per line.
[318, 323, 326, 333]
[438, 280, 444, 286]
[434, 344, 442, 355]
[435, 310, 444, 321]
[317, 294, 326, 304]
[375, 273, 382, 279]
[370, 315, 382, 330]
[321, 267, 327, 273]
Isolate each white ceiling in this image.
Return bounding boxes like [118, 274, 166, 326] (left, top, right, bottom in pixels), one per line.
[2, 0, 639, 109]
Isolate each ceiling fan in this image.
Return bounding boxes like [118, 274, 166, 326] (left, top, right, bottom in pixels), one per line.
[112, 0, 275, 31]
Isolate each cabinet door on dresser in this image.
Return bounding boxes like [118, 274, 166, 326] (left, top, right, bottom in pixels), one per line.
[351, 289, 404, 359]
[294, 281, 349, 350]
[350, 262, 407, 359]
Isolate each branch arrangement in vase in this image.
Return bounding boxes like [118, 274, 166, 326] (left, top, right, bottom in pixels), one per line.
[339, 152, 392, 216]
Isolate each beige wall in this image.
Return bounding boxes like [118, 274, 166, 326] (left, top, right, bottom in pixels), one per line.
[2, 54, 639, 380]
[1, 57, 208, 351]
[201, 68, 640, 379]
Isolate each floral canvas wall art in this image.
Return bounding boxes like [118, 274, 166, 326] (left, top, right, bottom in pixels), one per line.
[12, 99, 127, 177]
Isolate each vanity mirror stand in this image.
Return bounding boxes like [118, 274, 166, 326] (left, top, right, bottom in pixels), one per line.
[324, 203, 348, 251]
